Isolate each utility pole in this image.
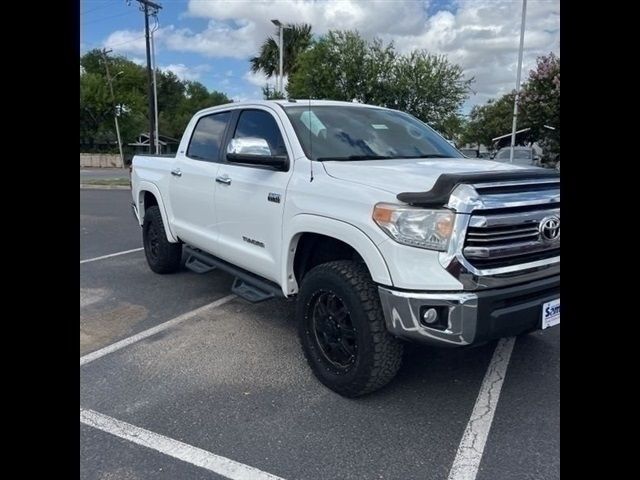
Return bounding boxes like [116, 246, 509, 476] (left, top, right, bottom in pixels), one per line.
[509, 0, 527, 163]
[101, 49, 124, 167]
[131, 0, 162, 153]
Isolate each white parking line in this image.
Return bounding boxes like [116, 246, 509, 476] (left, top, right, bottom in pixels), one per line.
[80, 294, 237, 366]
[447, 337, 516, 480]
[81, 408, 285, 480]
[80, 247, 144, 264]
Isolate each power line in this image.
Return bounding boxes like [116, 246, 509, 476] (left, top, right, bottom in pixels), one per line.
[82, 1, 114, 16]
[81, 10, 136, 26]
[102, 35, 146, 49]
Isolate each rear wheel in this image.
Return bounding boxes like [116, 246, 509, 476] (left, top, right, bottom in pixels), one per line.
[142, 205, 182, 274]
[296, 260, 403, 397]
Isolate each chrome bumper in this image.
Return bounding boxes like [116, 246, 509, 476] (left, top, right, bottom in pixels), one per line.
[378, 275, 560, 347]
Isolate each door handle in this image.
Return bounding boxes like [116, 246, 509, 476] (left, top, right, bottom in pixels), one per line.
[171, 168, 182, 177]
[216, 175, 231, 185]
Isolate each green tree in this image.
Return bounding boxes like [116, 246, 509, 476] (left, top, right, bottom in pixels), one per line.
[80, 50, 232, 150]
[160, 81, 231, 139]
[262, 85, 286, 100]
[287, 31, 369, 102]
[287, 30, 472, 130]
[389, 51, 472, 132]
[461, 93, 522, 148]
[80, 72, 113, 147]
[519, 53, 560, 156]
[250, 23, 313, 80]
[461, 53, 559, 154]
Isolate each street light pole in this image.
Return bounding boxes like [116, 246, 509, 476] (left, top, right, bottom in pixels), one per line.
[271, 19, 284, 93]
[279, 24, 284, 93]
[509, 0, 527, 164]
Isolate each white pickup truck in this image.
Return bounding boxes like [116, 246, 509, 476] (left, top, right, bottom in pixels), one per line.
[131, 100, 560, 397]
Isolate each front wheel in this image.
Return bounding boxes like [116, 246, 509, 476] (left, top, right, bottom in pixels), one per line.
[142, 205, 182, 274]
[296, 261, 403, 397]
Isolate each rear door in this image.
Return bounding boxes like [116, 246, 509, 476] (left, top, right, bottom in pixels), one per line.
[169, 110, 231, 252]
[214, 108, 293, 283]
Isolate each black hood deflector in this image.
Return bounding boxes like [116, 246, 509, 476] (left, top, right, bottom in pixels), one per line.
[396, 169, 560, 207]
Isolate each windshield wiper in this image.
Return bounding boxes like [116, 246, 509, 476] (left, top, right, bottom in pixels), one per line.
[316, 155, 394, 161]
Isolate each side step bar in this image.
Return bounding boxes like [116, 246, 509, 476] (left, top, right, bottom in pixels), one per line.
[184, 246, 283, 303]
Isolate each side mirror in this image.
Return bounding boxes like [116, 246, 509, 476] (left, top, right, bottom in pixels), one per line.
[226, 137, 287, 170]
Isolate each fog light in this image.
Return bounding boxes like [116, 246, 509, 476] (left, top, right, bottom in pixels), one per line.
[422, 308, 438, 324]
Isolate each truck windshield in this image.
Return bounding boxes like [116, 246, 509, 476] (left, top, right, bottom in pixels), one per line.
[284, 105, 463, 161]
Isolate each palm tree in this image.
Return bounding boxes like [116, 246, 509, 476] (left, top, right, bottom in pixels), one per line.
[250, 23, 313, 80]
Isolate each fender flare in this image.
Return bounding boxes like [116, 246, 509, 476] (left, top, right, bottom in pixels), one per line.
[282, 214, 393, 295]
[135, 181, 179, 243]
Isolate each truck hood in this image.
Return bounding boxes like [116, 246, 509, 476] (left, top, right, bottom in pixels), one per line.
[321, 158, 529, 195]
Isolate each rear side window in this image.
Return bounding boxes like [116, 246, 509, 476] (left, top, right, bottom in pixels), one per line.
[187, 111, 231, 161]
[233, 110, 287, 156]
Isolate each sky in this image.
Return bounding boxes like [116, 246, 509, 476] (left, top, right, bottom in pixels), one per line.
[80, 0, 560, 113]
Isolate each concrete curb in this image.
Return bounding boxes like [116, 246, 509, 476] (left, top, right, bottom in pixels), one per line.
[80, 184, 131, 190]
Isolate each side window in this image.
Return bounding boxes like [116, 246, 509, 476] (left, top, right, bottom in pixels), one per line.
[187, 111, 231, 161]
[233, 110, 287, 156]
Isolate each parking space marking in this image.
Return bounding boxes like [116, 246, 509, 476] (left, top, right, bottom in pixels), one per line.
[80, 294, 236, 366]
[447, 337, 516, 480]
[80, 247, 144, 264]
[81, 408, 286, 480]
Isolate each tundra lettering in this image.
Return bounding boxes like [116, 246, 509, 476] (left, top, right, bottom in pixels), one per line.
[131, 100, 560, 397]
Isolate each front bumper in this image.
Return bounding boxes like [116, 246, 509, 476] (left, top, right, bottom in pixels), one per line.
[378, 275, 559, 347]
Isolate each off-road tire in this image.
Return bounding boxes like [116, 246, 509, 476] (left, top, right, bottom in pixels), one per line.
[297, 260, 403, 397]
[142, 205, 182, 274]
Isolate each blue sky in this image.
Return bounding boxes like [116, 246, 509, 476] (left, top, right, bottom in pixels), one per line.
[80, 0, 559, 113]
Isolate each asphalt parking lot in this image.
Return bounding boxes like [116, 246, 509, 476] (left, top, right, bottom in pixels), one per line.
[80, 188, 560, 480]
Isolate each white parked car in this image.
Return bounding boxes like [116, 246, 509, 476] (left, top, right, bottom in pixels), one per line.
[493, 146, 541, 166]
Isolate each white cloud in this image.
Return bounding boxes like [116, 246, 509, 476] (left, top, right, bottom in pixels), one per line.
[243, 70, 289, 92]
[128, 56, 146, 66]
[163, 21, 259, 59]
[184, 0, 559, 107]
[232, 90, 264, 103]
[243, 70, 271, 88]
[103, 29, 147, 55]
[161, 63, 211, 81]
[102, 0, 559, 108]
[379, 1, 560, 107]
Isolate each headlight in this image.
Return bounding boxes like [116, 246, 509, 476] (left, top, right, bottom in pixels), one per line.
[372, 203, 454, 251]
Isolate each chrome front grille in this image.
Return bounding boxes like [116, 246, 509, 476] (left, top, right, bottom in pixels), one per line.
[462, 180, 560, 270]
[438, 174, 560, 289]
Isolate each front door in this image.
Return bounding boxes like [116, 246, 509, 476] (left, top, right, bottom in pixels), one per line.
[169, 110, 231, 252]
[214, 108, 293, 283]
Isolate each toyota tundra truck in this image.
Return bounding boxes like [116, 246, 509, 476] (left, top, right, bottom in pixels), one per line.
[131, 100, 560, 397]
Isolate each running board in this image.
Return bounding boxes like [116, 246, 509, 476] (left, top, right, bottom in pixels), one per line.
[185, 256, 217, 274]
[184, 246, 283, 303]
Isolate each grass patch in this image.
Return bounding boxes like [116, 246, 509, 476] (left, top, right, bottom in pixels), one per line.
[82, 178, 130, 186]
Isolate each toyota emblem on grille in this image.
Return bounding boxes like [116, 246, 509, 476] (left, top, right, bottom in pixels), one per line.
[539, 216, 560, 242]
